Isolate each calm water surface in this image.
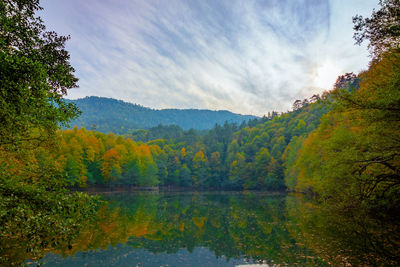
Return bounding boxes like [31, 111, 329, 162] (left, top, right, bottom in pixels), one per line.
[25, 191, 399, 266]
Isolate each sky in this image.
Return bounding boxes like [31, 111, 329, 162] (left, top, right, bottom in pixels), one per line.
[40, 0, 379, 116]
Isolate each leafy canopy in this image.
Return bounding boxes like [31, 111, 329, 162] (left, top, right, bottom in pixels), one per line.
[0, 0, 79, 147]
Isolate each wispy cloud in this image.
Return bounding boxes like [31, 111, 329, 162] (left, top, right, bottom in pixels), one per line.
[41, 0, 378, 115]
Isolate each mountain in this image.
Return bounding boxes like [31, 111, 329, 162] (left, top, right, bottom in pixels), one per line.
[67, 96, 258, 134]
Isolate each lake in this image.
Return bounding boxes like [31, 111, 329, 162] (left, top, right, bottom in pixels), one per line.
[21, 191, 399, 266]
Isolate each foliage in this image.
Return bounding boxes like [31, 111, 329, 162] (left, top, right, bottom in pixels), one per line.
[0, 1, 99, 265]
[353, 0, 400, 58]
[0, 178, 100, 266]
[3, 0, 400, 265]
[291, 51, 400, 205]
[0, 0, 80, 147]
[58, 127, 160, 187]
[286, 4, 400, 207]
[67, 96, 257, 133]
[59, 97, 327, 191]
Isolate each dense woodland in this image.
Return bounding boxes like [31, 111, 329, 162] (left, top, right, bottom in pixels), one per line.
[58, 94, 327, 190]
[68, 96, 257, 133]
[1, 0, 399, 265]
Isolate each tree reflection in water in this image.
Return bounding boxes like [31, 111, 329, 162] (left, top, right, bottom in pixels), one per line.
[286, 194, 400, 266]
[15, 192, 400, 266]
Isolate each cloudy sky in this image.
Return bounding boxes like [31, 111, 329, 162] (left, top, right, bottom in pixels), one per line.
[41, 0, 378, 116]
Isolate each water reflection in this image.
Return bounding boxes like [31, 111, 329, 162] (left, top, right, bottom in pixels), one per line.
[17, 192, 400, 266]
[286, 195, 400, 266]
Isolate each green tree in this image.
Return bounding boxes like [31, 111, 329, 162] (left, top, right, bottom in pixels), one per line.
[139, 160, 159, 186]
[179, 164, 192, 187]
[254, 148, 272, 187]
[192, 151, 209, 187]
[122, 159, 141, 185]
[0, 2, 99, 265]
[0, 0, 80, 147]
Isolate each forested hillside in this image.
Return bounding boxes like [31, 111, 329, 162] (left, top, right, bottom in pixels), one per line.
[67, 96, 257, 133]
[57, 93, 327, 190]
[290, 52, 400, 206]
[287, 0, 400, 209]
[60, 46, 400, 209]
[55, 0, 400, 209]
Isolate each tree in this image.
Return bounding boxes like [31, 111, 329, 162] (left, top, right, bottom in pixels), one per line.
[191, 151, 208, 186]
[292, 100, 303, 111]
[101, 148, 121, 181]
[179, 164, 192, 187]
[294, 52, 400, 203]
[309, 94, 320, 104]
[254, 148, 272, 187]
[208, 151, 222, 187]
[0, 2, 98, 264]
[121, 158, 141, 185]
[333, 73, 358, 91]
[353, 0, 400, 58]
[0, 0, 80, 148]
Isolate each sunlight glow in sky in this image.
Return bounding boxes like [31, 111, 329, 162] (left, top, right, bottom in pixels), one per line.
[41, 0, 378, 116]
[313, 61, 344, 89]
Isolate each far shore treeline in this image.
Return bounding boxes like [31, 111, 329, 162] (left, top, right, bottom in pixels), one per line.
[59, 93, 326, 190]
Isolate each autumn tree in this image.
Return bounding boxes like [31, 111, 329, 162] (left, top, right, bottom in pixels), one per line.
[294, 52, 400, 203]
[101, 148, 121, 181]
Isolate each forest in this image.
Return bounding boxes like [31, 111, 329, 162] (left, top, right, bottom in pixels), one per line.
[58, 42, 400, 210]
[57, 1, 399, 208]
[58, 94, 326, 191]
[67, 96, 257, 133]
[0, 0, 399, 265]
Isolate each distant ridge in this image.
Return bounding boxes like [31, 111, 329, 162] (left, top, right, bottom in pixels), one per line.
[67, 96, 258, 134]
